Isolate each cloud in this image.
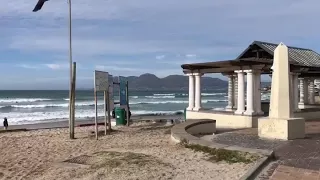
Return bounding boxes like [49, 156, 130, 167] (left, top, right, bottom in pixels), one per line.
[16, 64, 39, 69]
[156, 55, 166, 60]
[1, 0, 320, 89]
[45, 63, 69, 70]
[185, 54, 196, 58]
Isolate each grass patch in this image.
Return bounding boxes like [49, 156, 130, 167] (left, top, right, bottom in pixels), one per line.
[180, 140, 258, 164]
[91, 151, 170, 169]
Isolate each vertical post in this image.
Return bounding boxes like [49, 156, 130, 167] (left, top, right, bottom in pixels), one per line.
[235, 70, 245, 114]
[233, 74, 238, 109]
[69, 62, 76, 139]
[299, 78, 305, 105]
[107, 94, 111, 132]
[126, 81, 130, 126]
[193, 73, 202, 111]
[244, 70, 255, 115]
[225, 74, 234, 111]
[94, 90, 98, 140]
[68, 0, 73, 135]
[187, 73, 195, 111]
[309, 78, 315, 104]
[104, 91, 108, 135]
[254, 70, 263, 115]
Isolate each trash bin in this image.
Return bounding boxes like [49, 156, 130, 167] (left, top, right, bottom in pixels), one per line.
[184, 108, 187, 121]
[115, 107, 126, 125]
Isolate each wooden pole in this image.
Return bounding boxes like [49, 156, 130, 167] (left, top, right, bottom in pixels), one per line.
[107, 94, 111, 132]
[94, 90, 98, 140]
[126, 81, 130, 126]
[69, 62, 76, 139]
[104, 91, 108, 135]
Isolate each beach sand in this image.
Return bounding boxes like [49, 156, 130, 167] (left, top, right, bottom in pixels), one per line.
[0, 121, 253, 180]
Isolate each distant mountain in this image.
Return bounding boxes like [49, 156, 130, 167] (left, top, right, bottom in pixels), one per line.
[113, 73, 228, 91]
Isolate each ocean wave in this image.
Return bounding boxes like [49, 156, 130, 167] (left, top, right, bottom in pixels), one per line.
[145, 95, 175, 99]
[153, 93, 175, 96]
[0, 98, 52, 103]
[201, 93, 226, 96]
[3, 109, 184, 125]
[131, 99, 217, 105]
[2, 102, 105, 109]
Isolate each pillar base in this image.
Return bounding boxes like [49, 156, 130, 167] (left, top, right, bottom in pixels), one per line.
[298, 103, 306, 109]
[244, 110, 255, 116]
[255, 111, 264, 115]
[234, 110, 244, 115]
[186, 107, 194, 111]
[258, 117, 305, 140]
[192, 107, 202, 111]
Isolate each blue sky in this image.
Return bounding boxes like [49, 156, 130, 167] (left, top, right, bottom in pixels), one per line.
[0, 0, 320, 90]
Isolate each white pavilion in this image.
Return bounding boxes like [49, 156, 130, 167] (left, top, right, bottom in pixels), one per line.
[181, 41, 320, 136]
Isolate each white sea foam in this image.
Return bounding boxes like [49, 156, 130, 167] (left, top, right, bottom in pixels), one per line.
[0, 98, 51, 103]
[153, 93, 175, 96]
[201, 93, 226, 96]
[9, 101, 105, 109]
[3, 109, 183, 125]
[145, 96, 175, 99]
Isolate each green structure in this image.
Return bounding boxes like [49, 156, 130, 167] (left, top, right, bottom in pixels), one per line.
[115, 107, 126, 125]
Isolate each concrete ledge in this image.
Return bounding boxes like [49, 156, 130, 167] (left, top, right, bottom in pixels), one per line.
[239, 156, 274, 180]
[171, 119, 273, 157]
[186, 110, 261, 128]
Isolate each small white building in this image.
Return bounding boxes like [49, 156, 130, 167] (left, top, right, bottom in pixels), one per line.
[182, 41, 320, 131]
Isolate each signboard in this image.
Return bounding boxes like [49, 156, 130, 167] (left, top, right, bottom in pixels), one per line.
[108, 75, 114, 111]
[119, 76, 127, 106]
[94, 70, 109, 91]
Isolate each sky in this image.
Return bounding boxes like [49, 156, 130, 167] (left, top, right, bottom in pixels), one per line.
[0, 0, 319, 90]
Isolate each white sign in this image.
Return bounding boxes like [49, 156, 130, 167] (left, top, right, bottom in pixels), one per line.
[108, 75, 114, 110]
[94, 70, 109, 91]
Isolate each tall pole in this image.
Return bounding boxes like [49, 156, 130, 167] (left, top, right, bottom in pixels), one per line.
[68, 0, 74, 139]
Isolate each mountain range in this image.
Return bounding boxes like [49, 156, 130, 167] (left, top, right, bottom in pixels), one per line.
[110, 73, 270, 91]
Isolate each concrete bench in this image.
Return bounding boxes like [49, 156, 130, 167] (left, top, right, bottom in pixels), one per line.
[170, 119, 216, 143]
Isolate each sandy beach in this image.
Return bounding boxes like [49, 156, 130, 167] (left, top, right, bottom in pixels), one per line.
[0, 121, 254, 180]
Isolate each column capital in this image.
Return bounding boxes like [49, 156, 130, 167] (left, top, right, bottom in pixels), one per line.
[244, 69, 254, 73]
[234, 70, 244, 73]
[193, 72, 203, 76]
[185, 73, 194, 76]
[298, 77, 305, 80]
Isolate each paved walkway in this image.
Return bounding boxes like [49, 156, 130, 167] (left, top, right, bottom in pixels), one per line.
[212, 121, 320, 180]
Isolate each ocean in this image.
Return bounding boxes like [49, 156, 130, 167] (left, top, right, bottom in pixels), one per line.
[0, 90, 270, 125]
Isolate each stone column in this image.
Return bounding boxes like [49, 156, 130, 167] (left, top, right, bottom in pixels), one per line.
[186, 73, 195, 110]
[244, 70, 255, 115]
[225, 74, 234, 111]
[193, 73, 202, 111]
[293, 74, 300, 112]
[304, 78, 309, 103]
[309, 78, 315, 104]
[233, 75, 238, 109]
[254, 70, 264, 115]
[235, 70, 245, 114]
[298, 78, 305, 105]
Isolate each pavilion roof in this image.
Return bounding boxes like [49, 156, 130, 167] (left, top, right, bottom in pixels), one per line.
[238, 41, 320, 67]
[181, 41, 320, 75]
